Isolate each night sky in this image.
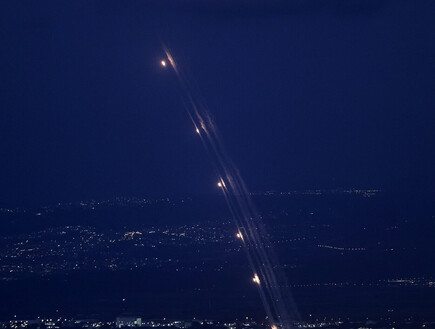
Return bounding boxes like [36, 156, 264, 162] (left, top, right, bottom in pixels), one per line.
[1, 1, 434, 206]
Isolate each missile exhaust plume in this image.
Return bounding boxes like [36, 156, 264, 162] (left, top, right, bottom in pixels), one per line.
[160, 44, 299, 329]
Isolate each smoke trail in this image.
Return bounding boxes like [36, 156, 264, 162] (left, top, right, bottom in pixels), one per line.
[161, 45, 299, 328]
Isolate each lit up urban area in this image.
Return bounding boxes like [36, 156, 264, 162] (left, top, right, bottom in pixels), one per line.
[1, 190, 434, 329]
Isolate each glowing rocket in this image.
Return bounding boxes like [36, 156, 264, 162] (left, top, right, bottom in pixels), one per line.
[253, 274, 260, 285]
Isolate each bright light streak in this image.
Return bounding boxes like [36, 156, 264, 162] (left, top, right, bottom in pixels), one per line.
[217, 179, 227, 189]
[160, 45, 299, 329]
[253, 274, 261, 285]
[217, 178, 226, 188]
[163, 50, 177, 71]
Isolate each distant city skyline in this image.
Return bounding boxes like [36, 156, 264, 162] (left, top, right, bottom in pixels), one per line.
[1, 192, 434, 321]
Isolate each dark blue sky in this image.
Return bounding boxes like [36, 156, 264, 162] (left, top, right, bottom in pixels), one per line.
[1, 1, 434, 206]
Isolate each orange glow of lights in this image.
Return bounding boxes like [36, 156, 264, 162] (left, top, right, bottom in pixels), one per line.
[253, 274, 260, 284]
[161, 60, 167, 67]
[236, 231, 244, 241]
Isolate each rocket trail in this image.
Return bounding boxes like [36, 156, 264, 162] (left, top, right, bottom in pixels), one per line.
[160, 45, 299, 329]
